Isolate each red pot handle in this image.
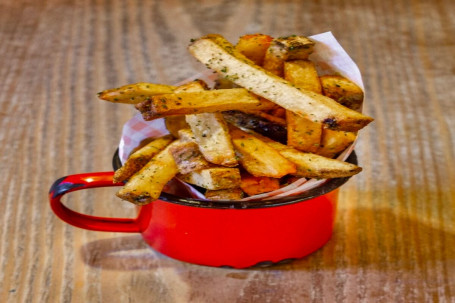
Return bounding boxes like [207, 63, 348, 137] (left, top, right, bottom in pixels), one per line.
[49, 172, 141, 233]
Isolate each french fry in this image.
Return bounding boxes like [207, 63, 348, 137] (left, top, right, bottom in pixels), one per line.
[235, 127, 362, 179]
[135, 88, 276, 121]
[205, 188, 244, 200]
[186, 112, 238, 167]
[97, 82, 176, 104]
[116, 141, 179, 205]
[240, 174, 280, 196]
[164, 80, 208, 138]
[188, 34, 373, 131]
[178, 167, 241, 190]
[317, 129, 357, 158]
[284, 60, 322, 93]
[278, 149, 362, 178]
[177, 128, 197, 142]
[320, 75, 364, 112]
[229, 126, 296, 178]
[284, 60, 323, 152]
[235, 33, 273, 66]
[286, 112, 322, 153]
[263, 36, 315, 76]
[113, 135, 174, 183]
[168, 141, 211, 174]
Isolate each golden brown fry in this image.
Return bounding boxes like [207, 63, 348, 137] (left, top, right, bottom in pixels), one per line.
[229, 126, 296, 178]
[135, 88, 276, 121]
[235, 33, 273, 66]
[286, 111, 322, 153]
[188, 34, 373, 131]
[97, 82, 176, 104]
[284, 60, 323, 153]
[204, 188, 244, 200]
[278, 149, 362, 178]
[116, 141, 179, 205]
[113, 135, 174, 183]
[317, 129, 357, 158]
[186, 112, 238, 167]
[169, 141, 211, 174]
[177, 128, 197, 142]
[320, 75, 364, 112]
[263, 36, 315, 76]
[235, 127, 362, 179]
[284, 60, 322, 93]
[178, 167, 241, 190]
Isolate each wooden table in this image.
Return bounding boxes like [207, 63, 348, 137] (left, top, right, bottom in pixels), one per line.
[1, 0, 454, 302]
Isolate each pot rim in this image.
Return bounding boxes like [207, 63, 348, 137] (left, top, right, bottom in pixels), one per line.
[112, 150, 357, 209]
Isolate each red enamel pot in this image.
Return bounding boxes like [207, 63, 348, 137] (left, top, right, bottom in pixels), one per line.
[49, 151, 357, 268]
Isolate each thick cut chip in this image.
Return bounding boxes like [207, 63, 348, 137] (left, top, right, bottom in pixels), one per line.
[317, 129, 357, 158]
[177, 128, 197, 142]
[263, 36, 315, 76]
[179, 167, 241, 190]
[286, 111, 322, 153]
[113, 135, 174, 183]
[169, 141, 211, 174]
[278, 149, 362, 178]
[229, 126, 296, 178]
[205, 188, 244, 200]
[284, 60, 323, 152]
[320, 75, 364, 112]
[284, 60, 322, 93]
[236, 127, 362, 179]
[188, 34, 373, 131]
[186, 112, 238, 167]
[235, 33, 273, 66]
[116, 141, 179, 205]
[135, 88, 276, 121]
[98, 82, 176, 104]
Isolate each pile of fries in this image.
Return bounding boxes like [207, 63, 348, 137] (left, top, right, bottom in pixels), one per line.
[98, 34, 373, 204]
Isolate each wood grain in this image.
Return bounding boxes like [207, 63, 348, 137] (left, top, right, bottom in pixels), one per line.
[0, 0, 454, 302]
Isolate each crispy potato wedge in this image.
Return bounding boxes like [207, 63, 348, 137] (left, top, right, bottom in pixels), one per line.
[205, 188, 244, 200]
[116, 141, 179, 205]
[317, 129, 357, 158]
[229, 126, 296, 178]
[240, 174, 280, 196]
[263, 36, 315, 76]
[113, 135, 174, 183]
[169, 141, 211, 174]
[186, 112, 238, 167]
[179, 167, 241, 190]
[284, 60, 323, 152]
[98, 82, 176, 104]
[320, 75, 364, 112]
[236, 127, 362, 178]
[135, 88, 276, 121]
[235, 33, 273, 66]
[188, 34, 373, 131]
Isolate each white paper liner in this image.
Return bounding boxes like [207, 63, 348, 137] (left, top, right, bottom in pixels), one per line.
[117, 32, 364, 201]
